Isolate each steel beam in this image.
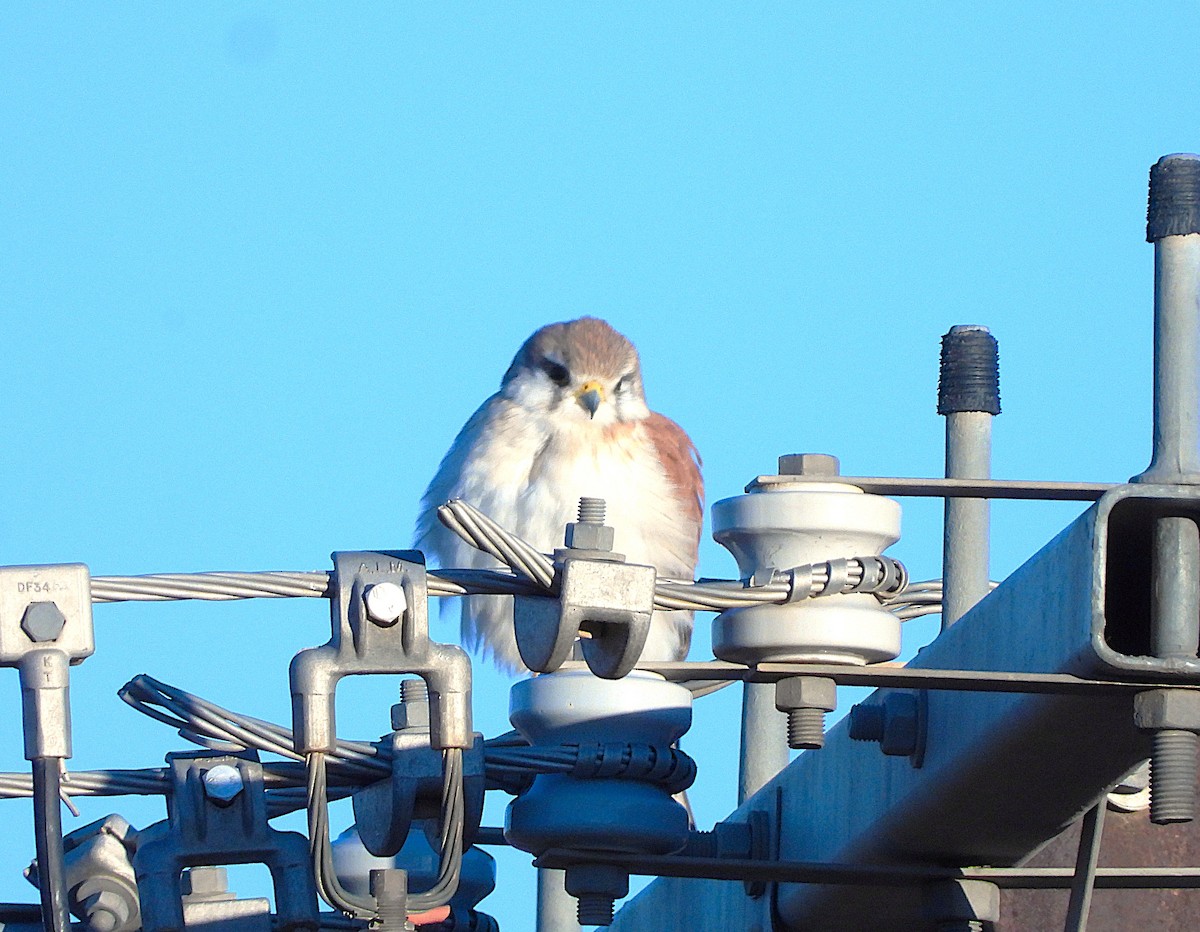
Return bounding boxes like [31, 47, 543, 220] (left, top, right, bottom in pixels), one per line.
[611, 484, 1200, 930]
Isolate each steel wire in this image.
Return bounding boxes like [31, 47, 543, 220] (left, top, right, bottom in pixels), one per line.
[87, 499, 915, 615]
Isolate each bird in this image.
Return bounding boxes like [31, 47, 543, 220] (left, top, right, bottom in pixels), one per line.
[416, 316, 703, 672]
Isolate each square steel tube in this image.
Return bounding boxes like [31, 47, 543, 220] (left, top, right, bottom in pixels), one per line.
[611, 484, 1200, 930]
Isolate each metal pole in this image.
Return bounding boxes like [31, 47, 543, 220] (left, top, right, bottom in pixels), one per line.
[1063, 801, 1106, 932]
[738, 681, 789, 804]
[1138, 155, 1200, 482]
[538, 867, 582, 932]
[1134, 154, 1200, 824]
[1151, 516, 1200, 660]
[938, 326, 1000, 628]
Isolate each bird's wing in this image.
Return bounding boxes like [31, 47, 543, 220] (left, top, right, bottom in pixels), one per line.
[645, 412, 704, 558]
[414, 394, 505, 568]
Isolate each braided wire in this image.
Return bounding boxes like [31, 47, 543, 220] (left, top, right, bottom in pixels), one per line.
[85, 499, 914, 614]
[307, 752, 376, 918]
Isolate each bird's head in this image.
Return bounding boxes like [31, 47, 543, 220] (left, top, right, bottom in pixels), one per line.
[500, 317, 650, 426]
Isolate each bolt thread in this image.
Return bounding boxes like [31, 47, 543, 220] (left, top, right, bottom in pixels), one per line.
[787, 707, 826, 750]
[577, 894, 615, 926]
[1150, 729, 1198, 824]
[848, 704, 885, 742]
[577, 497, 606, 524]
[400, 679, 428, 704]
[938, 326, 1000, 416]
[373, 898, 410, 932]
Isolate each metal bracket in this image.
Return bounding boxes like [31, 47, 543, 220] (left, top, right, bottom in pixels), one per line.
[0, 563, 94, 666]
[514, 553, 657, 680]
[290, 551, 473, 753]
[0, 564, 95, 761]
[352, 732, 487, 858]
[132, 750, 318, 932]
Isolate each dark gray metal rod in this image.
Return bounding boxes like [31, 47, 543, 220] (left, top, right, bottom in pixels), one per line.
[1151, 517, 1200, 659]
[537, 867, 581, 932]
[939, 325, 1000, 629]
[747, 475, 1111, 500]
[1138, 153, 1200, 482]
[1063, 801, 1106, 932]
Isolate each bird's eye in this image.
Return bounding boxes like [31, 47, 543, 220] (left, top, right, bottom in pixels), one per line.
[616, 375, 631, 393]
[541, 360, 570, 386]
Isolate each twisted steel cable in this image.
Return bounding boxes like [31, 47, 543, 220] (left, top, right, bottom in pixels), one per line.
[89, 499, 913, 615]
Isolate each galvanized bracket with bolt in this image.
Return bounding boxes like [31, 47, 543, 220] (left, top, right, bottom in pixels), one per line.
[25, 814, 142, 932]
[132, 750, 318, 932]
[513, 498, 658, 680]
[352, 679, 487, 858]
[0, 563, 95, 760]
[290, 551, 473, 754]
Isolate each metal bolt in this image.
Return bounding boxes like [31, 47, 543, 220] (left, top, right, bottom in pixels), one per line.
[849, 693, 922, 758]
[777, 453, 840, 477]
[577, 497, 606, 523]
[181, 866, 230, 899]
[1150, 730, 1198, 823]
[400, 678, 428, 704]
[20, 601, 66, 642]
[364, 582, 407, 626]
[1133, 688, 1200, 824]
[370, 869, 411, 932]
[774, 676, 837, 750]
[565, 863, 627, 928]
[81, 890, 130, 932]
[576, 893, 615, 926]
[391, 678, 430, 732]
[849, 703, 885, 742]
[201, 764, 244, 806]
[787, 708, 827, 750]
[564, 497, 615, 551]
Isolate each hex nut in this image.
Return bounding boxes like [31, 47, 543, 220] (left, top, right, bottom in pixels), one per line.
[81, 889, 131, 932]
[564, 522, 615, 551]
[201, 764, 244, 806]
[1134, 688, 1200, 731]
[775, 676, 837, 713]
[20, 601, 67, 642]
[364, 582, 407, 625]
[391, 700, 430, 733]
[777, 454, 840, 477]
[181, 866, 230, 898]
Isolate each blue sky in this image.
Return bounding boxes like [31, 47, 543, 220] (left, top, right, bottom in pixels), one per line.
[3, 4, 1199, 927]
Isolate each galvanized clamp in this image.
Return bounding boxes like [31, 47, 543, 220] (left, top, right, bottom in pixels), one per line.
[513, 508, 658, 680]
[290, 551, 473, 754]
[0, 563, 95, 761]
[132, 750, 318, 932]
[352, 683, 487, 858]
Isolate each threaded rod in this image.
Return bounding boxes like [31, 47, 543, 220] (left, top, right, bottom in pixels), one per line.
[1150, 729, 1198, 824]
[787, 707, 826, 750]
[400, 679, 428, 704]
[577, 497, 606, 524]
[576, 894, 615, 926]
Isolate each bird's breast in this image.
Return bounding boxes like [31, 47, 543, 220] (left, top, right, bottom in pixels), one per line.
[455, 414, 697, 579]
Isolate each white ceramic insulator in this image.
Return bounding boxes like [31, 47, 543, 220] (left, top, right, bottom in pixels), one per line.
[711, 482, 903, 665]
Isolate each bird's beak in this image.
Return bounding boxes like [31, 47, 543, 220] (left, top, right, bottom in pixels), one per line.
[576, 380, 605, 418]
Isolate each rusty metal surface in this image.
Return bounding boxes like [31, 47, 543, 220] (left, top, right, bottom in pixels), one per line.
[1002, 750, 1200, 930]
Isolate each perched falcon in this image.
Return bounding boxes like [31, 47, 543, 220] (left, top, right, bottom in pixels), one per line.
[416, 317, 703, 672]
